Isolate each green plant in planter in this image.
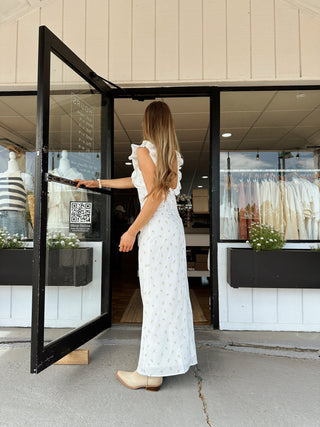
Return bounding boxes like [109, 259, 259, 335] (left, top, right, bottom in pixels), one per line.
[46, 232, 80, 249]
[0, 227, 25, 249]
[310, 244, 320, 251]
[247, 223, 286, 252]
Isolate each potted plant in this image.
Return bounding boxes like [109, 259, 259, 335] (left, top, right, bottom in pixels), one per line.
[0, 228, 31, 285]
[46, 232, 93, 287]
[0, 228, 93, 287]
[227, 223, 320, 289]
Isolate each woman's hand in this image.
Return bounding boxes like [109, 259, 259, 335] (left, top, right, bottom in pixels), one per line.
[74, 179, 98, 190]
[119, 230, 136, 252]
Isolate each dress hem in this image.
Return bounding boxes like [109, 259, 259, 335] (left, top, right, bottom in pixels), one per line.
[136, 360, 198, 378]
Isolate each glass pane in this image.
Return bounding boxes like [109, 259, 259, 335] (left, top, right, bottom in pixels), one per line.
[0, 96, 36, 241]
[220, 90, 320, 241]
[44, 53, 109, 343]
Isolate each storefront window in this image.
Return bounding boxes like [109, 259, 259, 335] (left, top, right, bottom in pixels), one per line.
[0, 95, 37, 239]
[220, 90, 320, 241]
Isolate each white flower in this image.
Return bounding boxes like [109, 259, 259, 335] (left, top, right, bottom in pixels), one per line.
[61, 241, 65, 246]
[271, 230, 274, 234]
[269, 239, 273, 242]
[260, 237, 264, 240]
[257, 243, 261, 246]
[246, 240, 249, 244]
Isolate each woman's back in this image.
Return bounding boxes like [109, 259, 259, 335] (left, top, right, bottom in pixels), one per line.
[129, 140, 183, 213]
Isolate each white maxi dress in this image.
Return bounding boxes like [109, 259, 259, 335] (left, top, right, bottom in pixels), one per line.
[129, 140, 198, 377]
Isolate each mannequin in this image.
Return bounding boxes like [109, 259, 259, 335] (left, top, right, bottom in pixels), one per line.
[55, 150, 72, 176]
[0, 152, 33, 236]
[47, 150, 87, 233]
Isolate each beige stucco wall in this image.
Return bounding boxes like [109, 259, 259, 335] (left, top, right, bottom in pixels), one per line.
[0, 0, 320, 89]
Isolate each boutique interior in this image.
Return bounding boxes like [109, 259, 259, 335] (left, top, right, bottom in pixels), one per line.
[0, 88, 320, 326]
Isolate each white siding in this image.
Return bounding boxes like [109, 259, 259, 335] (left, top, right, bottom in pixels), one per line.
[155, 0, 179, 81]
[226, 0, 251, 80]
[275, 0, 301, 78]
[132, 0, 155, 81]
[300, 10, 320, 78]
[219, 243, 320, 331]
[251, 0, 276, 79]
[16, 9, 40, 84]
[108, 0, 132, 81]
[85, 0, 109, 77]
[179, 0, 203, 80]
[40, 0, 63, 82]
[203, 0, 227, 80]
[0, 243, 102, 328]
[62, 0, 86, 82]
[0, 20, 17, 84]
[0, 0, 320, 86]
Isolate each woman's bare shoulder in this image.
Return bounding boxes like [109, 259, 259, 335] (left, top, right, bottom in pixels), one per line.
[137, 146, 155, 170]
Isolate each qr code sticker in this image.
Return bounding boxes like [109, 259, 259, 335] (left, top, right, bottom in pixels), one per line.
[70, 202, 92, 224]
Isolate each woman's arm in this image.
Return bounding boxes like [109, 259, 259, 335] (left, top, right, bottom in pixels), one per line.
[74, 177, 135, 190]
[119, 147, 163, 252]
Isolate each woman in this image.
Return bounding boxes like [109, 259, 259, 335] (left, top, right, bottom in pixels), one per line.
[75, 101, 197, 391]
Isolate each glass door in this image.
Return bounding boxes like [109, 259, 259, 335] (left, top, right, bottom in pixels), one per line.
[31, 26, 113, 373]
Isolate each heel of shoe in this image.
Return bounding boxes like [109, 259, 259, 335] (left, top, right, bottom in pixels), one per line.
[146, 385, 161, 392]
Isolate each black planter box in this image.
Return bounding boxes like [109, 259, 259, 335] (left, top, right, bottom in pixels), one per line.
[0, 247, 93, 287]
[227, 248, 320, 289]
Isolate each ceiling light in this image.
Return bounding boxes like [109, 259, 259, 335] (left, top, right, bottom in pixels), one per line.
[125, 162, 132, 165]
[197, 185, 203, 188]
[222, 132, 232, 138]
[201, 175, 208, 179]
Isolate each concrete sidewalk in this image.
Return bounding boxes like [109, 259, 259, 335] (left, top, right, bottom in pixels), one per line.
[0, 327, 320, 426]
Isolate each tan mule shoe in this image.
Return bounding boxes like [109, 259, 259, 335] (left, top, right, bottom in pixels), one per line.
[116, 370, 163, 392]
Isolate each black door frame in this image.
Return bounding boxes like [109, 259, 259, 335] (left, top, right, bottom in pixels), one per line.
[31, 26, 113, 374]
[112, 88, 220, 328]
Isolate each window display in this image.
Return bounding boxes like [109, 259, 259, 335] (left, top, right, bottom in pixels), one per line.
[220, 90, 320, 241]
[220, 164, 320, 240]
[0, 151, 34, 237]
[47, 150, 87, 234]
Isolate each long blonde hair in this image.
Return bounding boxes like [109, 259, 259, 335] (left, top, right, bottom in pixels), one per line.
[143, 101, 180, 201]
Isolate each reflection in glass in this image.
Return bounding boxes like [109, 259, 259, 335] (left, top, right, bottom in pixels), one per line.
[43, 53, 107, 342]
[220, 90, 320, 241]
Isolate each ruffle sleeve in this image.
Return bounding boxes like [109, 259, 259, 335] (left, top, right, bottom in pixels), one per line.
[128, 141, 157, 166]
[128, 141, 183, 195]
[174, 151, 184, 195]
[128, 140, 157, 188]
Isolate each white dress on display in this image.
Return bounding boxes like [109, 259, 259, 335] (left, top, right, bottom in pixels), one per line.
[47, 151, 87, 234]
[129, 140, 198, 377]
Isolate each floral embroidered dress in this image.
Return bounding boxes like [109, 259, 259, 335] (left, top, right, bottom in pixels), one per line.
[128, 140, 197, 377]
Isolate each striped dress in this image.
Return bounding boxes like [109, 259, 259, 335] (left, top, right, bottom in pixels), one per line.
[0, 174, 27, 211]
